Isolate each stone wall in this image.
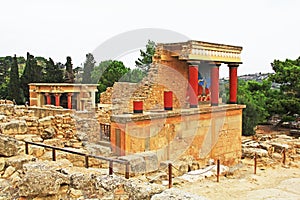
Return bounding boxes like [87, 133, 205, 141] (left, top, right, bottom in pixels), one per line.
[111, 105, 244, 166]
[0, 104, 107, 166]
[99, 56, 190, 115]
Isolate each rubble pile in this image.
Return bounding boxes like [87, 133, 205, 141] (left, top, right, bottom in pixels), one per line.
[0, 142, 165, 199]
[0, 103, 111, 168]
[242, 133, 300, 166]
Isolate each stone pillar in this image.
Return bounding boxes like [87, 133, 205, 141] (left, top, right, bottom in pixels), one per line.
[54, 93, 61, 106]
[67, 93, 73, 109]
[229, 64, 239, 104]
[210, 64, 221, 106]
[45, 93, 51, 105]
[188, 65, 198, 108]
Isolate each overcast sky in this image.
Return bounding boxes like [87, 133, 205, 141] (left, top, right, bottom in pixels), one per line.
[1, 0, 300, 77]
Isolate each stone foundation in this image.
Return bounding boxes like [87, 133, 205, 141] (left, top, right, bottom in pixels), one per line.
[111, 104, 244, 166]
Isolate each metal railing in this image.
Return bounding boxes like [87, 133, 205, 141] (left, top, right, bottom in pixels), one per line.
[100, 123, 111, 141]
[25, 141, 130, 179]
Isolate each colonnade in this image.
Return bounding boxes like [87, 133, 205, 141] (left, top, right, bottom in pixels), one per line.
[188, 63, 239, 107]
[44, 92, 73, 109]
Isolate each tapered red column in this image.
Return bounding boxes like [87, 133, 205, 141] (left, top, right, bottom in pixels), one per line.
[188, 65, 198, 108]
[54, 94, 61, 106]
[211, 64, 220, 106]
[45, 93, 51, 105]
[229, 64, 238, 104]
[67, 93, 73, 109]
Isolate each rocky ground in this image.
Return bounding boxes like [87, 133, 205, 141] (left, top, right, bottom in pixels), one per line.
[172, 159, 300, 200]
[1, 110, 300, 200]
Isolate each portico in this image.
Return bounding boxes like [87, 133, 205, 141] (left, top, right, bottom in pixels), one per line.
[29, 83, 98, 110]
[156, 40, 242, 107]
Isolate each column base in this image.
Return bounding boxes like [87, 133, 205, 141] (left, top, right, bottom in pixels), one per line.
[211, 103, 219, 106]
[164, 107, 173, 111]
[133, 110, 143, 114]
[190, 105, 198, 108]
[229, 101, 237, 104]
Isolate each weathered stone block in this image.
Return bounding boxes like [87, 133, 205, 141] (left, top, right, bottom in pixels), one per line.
[0, 157, 5, 172]
[117, 154, 146, 176]
[43, 138, 64, 148]
[6, 154, 36, 169]
[138, 151, 158, 173]
[0, 120, 27, 135]
[0, 134, 20, 156]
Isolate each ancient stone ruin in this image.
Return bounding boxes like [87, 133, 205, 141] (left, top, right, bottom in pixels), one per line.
[0, 40, 299, 199]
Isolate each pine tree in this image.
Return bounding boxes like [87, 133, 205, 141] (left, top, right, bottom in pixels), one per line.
[8, 55, 22, 104]
[135, 40, 156, 73]
[82, 53, 96, 84]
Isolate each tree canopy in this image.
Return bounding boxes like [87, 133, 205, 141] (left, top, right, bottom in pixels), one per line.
[8, 55, 22, 104]
[269, 57, 300, 116]
[135, 40, 156, 73]
[91, 60, 130, 94]
[82, 53, 96, 84]
[43, 58, 64, 83]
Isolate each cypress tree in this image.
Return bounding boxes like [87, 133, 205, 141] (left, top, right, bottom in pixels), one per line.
[8, 55, 22, 104]
[82, 53, 96, 84]
[21, 52, 31, 102]
[43, 58, 64, 83]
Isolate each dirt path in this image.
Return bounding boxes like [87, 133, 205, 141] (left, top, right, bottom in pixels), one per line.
[173, 160, 300, 199]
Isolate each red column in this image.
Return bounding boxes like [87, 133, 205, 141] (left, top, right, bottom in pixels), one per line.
[164, 91, 173, 110]
[188, 65, 198, 108]
[67, 93, 73, 109]
[133, 100, 143, 113]
[229, 64, 239, 104]
[45, 93, 51, 105]
[54, 94, 61, 106]
[211, 64, 220, 106]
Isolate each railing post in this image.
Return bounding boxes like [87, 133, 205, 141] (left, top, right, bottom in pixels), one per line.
[283, 148, 286, 165]
[125, 163, 130, 179]
[108, 124, 111, 141]
[254, 153, 257, 174]
[52, 149, 56, 161]
[168, 163, 172, 188]
[25, 142, 29, 155]
[109, 161, 113, 175]
[217, 159, 220, 182]
[85, 155, 89, 168]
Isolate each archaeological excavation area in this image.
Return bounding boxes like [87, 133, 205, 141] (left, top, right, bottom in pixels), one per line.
[0, 40, 300, 199]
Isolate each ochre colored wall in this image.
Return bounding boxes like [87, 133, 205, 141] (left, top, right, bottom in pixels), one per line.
[111, 106, 243, 166]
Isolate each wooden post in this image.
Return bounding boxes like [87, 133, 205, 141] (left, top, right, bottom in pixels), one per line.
[125, 163, 130, 179]
[25, 142, 29, 155]
[52, 149, 56, 161]
[254, 153, 257, 174]
[109, 161, 113, 175]
[85, 155, 89, 168]
[217, 159, 220, 182]
[168, 163, 172, 188]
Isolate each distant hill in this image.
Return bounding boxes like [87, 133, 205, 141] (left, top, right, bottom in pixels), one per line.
[220, 72, 280, 89]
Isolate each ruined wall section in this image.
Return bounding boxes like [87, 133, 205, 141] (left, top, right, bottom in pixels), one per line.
[98, 48, 190, 116]
[0, 104, 100, 147]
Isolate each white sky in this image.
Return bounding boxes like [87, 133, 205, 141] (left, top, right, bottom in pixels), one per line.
[1, 0, 300, 77]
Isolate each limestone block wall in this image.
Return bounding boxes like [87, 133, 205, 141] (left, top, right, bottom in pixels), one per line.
[99, 52, 190, 115]
[110, 105, 244, 166]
